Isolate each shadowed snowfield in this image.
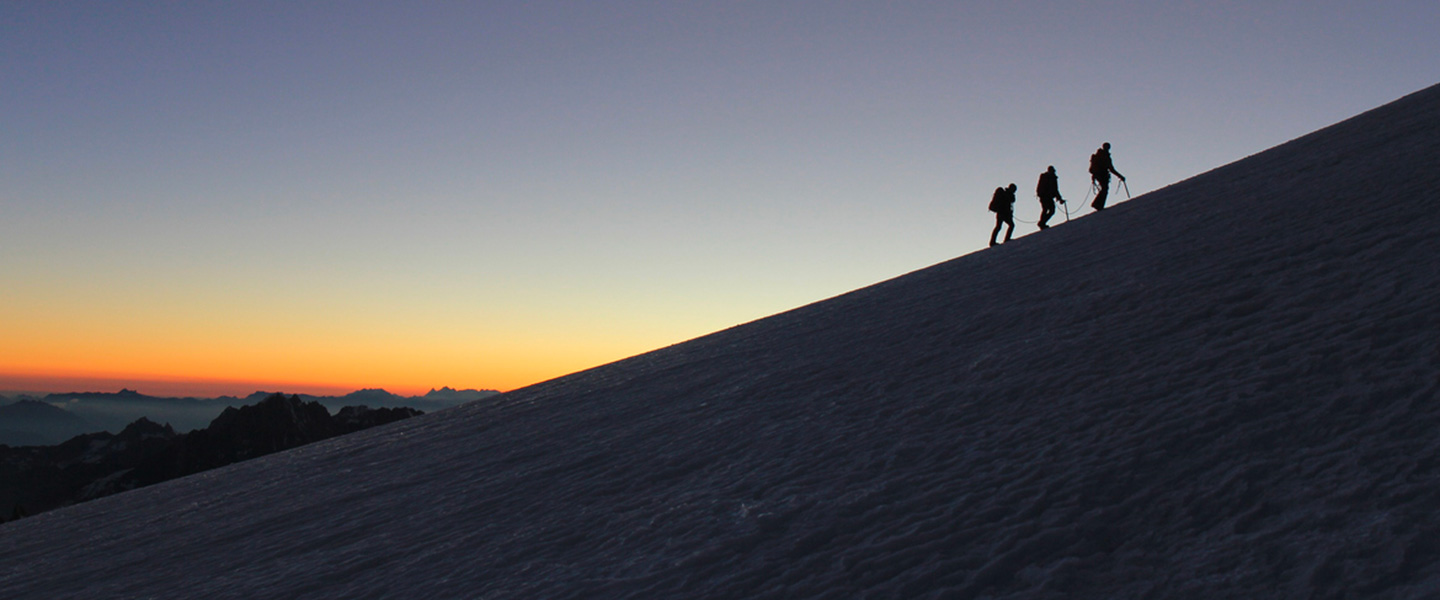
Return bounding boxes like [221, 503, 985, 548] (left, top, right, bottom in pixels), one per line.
[4, 84, 1440, 599]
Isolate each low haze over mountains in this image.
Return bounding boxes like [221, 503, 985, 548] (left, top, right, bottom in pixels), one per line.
[0, 387, 497, 446]
[1, 393, 425, 523]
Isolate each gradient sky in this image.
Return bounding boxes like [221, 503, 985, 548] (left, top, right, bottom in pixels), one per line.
[3, 1, 1438, 397]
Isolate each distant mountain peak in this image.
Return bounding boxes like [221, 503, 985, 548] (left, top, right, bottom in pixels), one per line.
[420, 387, 500, 402]
[117, 417, 175, 441]
[0, 399, 86, 421]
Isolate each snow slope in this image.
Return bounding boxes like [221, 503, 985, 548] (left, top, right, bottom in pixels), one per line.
[4, 83, 1440, 599]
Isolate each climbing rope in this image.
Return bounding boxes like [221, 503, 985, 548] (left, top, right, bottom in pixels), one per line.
[1067, 180, 1099, 220]
[977, 176, 1131, 244]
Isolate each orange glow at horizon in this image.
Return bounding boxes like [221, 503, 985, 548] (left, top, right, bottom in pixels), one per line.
[0, 332, 675, 398]
[0, 371, 360, 399]
[0, 363, 566, 399]
[1, 238, 775, 401]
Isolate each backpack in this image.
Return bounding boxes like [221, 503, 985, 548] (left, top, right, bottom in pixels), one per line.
[1037, 171, 1058, 198]
[988, 187, 1009, 213]
[1089, 150, 1108, 178]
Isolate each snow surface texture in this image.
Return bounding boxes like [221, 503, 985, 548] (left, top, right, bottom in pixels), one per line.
[4, 84, 1440, 599]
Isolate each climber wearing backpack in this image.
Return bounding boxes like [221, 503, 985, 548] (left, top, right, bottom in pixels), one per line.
[1089, 142, 1125, 211]
[988, 183, 1018, 247]
[1035, 166, 1064, 229]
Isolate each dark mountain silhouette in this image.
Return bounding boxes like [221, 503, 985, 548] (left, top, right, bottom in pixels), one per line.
[2, 83, 1440, 598]
[421, 386, 498, 403]
[227, 387, 499, 415]
[0, 394, 420, 523]
[0, 400, 92, 446]
[12, 387, 494, 435]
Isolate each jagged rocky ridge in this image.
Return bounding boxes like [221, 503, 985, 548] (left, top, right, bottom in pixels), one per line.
[0, 394, 420, 522]
[0, 387, 494, 443]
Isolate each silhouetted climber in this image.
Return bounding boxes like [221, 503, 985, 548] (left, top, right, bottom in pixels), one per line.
[988, 183, 1017, 247]
[1088, 142, 1125, 211]
[1035, 166, 1065, 229]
